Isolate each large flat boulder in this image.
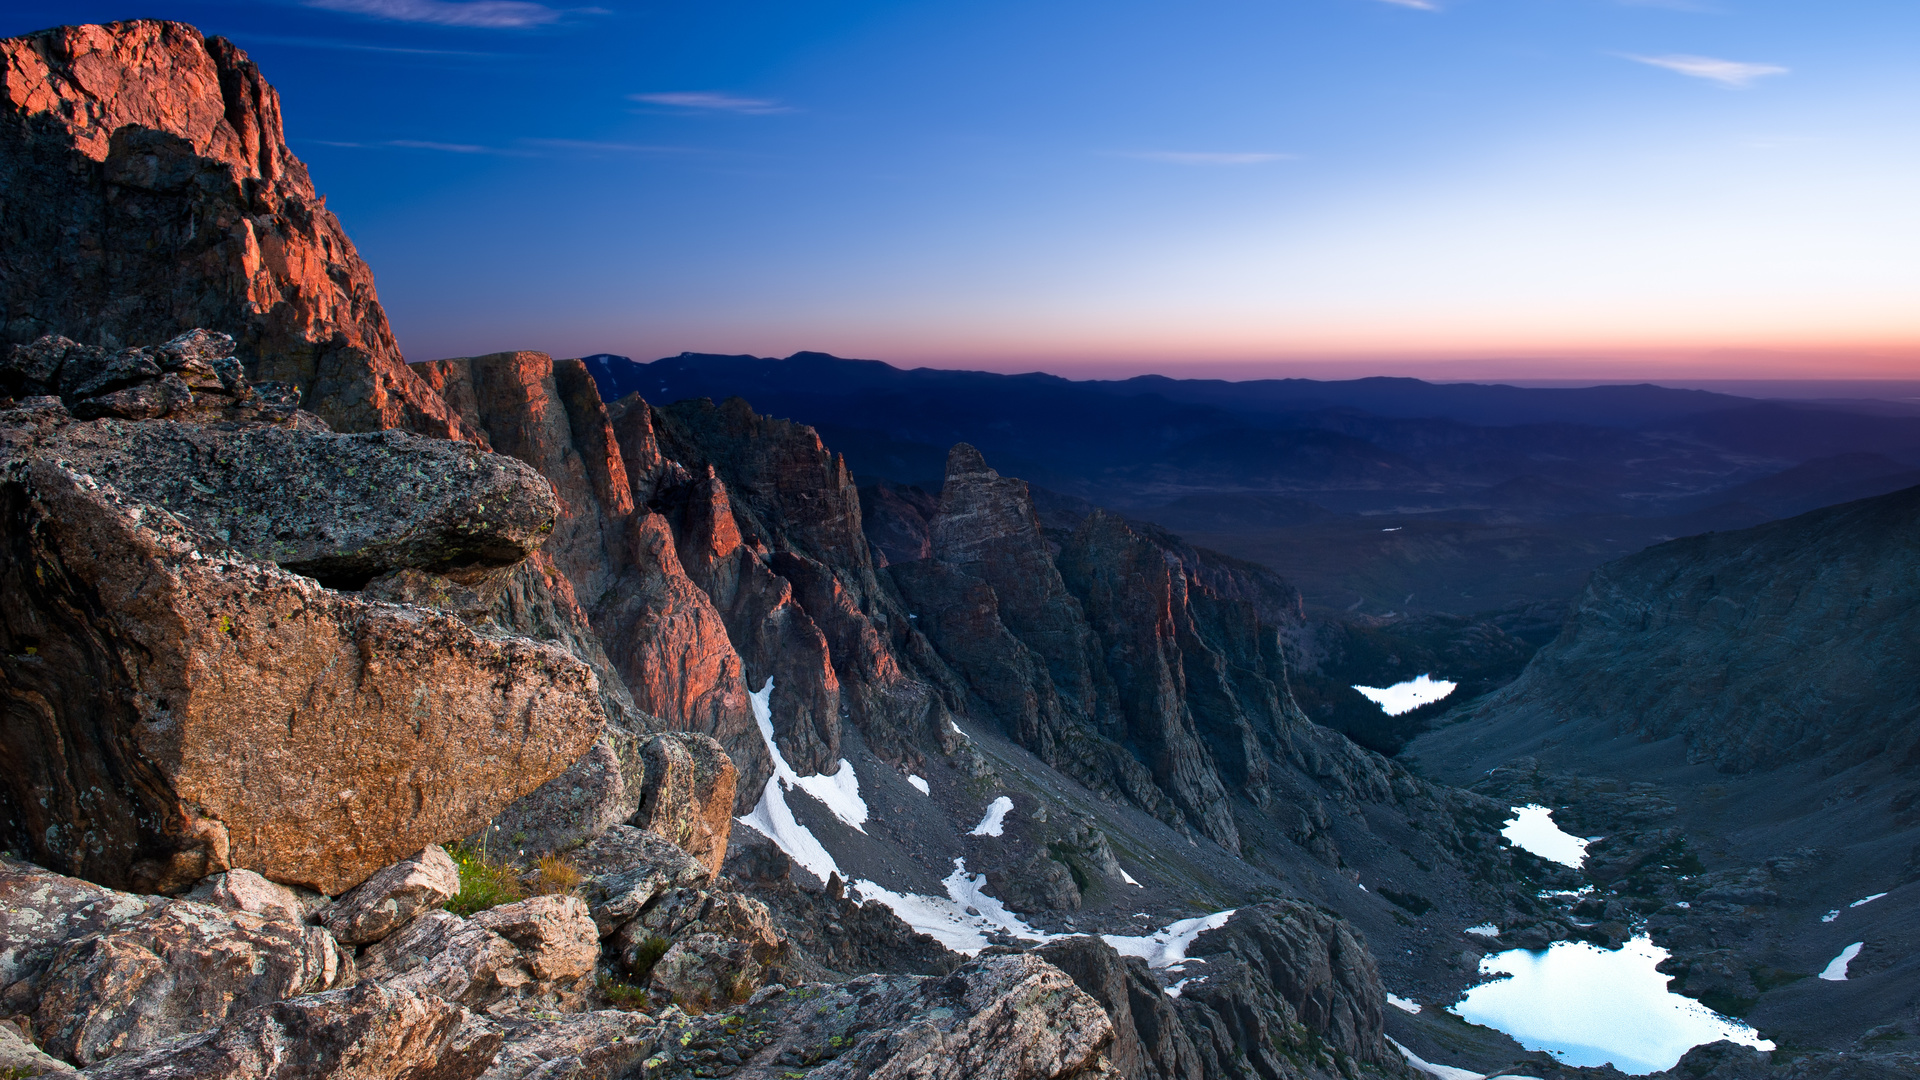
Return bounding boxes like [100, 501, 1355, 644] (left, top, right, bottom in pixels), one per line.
[0, 434, 601, 894]
[13, 411, 557, 587]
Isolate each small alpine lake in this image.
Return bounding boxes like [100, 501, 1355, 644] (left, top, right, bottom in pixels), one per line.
[1451, 936, 1773, 1074]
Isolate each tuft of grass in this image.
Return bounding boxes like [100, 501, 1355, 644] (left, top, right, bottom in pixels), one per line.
[533, 854, 582, 896]
[446, 843, 527, 916]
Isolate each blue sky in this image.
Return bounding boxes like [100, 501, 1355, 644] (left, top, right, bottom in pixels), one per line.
[9, 0, 1919, 377]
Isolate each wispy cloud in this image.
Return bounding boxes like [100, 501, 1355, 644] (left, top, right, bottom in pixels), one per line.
[232, 32, 496, 56]
[1624, 53, 1788, 87]
[1615, 0, 1719, 10]
[522, 138, 690, 154]
[629, 92, 791, 115]
[309, 138, 530, 155]
[1114, 151, 1295, 165]
[1373, 0, 1440, 10]
[303, 0, 562, 29]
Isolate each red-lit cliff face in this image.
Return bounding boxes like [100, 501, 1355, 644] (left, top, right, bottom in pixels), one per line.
[0, 20, 478, 442]
[415, 355, 963, 812]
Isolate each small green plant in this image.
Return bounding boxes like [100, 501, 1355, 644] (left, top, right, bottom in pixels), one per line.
[446, 842, 526, 916]
[598, 972, 652, 1011]
[626, 934, 671, 982]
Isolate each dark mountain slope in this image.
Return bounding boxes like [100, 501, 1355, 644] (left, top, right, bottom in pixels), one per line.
[1405, 484, 1920, 1052]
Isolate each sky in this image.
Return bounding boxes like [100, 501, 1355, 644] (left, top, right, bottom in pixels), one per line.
[8, 0, 1920, 380]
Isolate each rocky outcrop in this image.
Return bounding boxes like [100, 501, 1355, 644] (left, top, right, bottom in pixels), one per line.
[78, 982, 503, 1080]
[318, 846, 460, 947]
[0, 329, 296, 424]
[1176, 903, 1396, 1071]
[357, 897, 599, 1017]
[476, 1010, 661, 1080]
[3, 369, 557, 588]
[0, 21, 479, 442]
[634, 733, 738, 879]
[32, 900, 351, 1065]
[640, 954, 1117, 1080]
[1034, 936, 1203, 1080]
[1031, 904, 1405, 1080]
[0, 359, 602, 895]
[184, 870, 321, 924]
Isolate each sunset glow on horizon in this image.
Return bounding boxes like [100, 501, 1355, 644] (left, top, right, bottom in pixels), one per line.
[11, 0, 1917, 383]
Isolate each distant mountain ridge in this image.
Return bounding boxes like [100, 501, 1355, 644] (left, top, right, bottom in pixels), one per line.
[583, 351, 1920, 618]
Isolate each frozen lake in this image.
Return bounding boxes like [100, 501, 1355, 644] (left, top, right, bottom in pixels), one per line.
[1452, 936, 1773, 1074]
[1352, 674, 1457, 715]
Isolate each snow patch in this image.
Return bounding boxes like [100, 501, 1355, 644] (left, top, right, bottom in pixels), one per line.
[1849, 892, 1888, 908]
[969, 796, 1014, 837]
[1120, 867, 1143, 887]
[1353, 674, 1456, 716]
[1819, 942, 1863, 981]
[1821, 910, 1839, 923]
[1389, 1037, 1488, 1080]
[1465, 923, 1500, 937]
[1501, 805, 1589, 869]
[1165, 976, 1205, 998]
[735, 679, 859, 883]
[1388, 993, 1422, 1014]
[1102, 910, 1236, 969]
[793, 761, 868, 832]
[851, 858, 1047, 956]
[906, 774, 930, 795]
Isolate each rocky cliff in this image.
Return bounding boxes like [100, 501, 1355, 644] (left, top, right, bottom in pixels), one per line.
[0, 21, 478, 442]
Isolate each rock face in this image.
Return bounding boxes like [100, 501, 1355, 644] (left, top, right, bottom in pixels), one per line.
[1033, 903, 1403, 1080]
[1176, 903, 1395, 1072]
[0, 21, 479, 442]
[0, 366, 601, 896]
